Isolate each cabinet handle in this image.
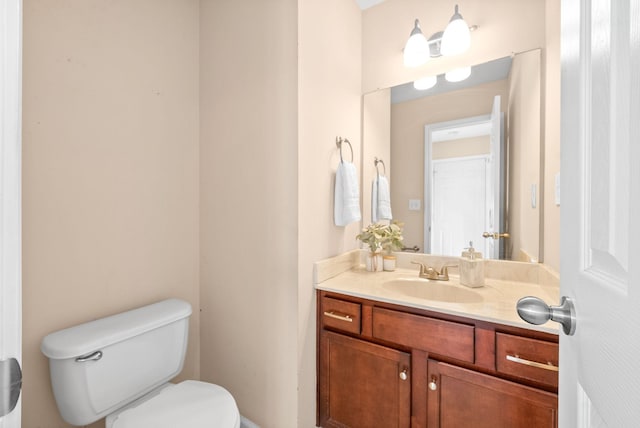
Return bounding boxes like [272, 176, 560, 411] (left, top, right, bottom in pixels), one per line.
[399, 368, 408, 381]
[428, 376, 437, 391]
[323, 311, 353, 323]
[506, 354, 559, 372]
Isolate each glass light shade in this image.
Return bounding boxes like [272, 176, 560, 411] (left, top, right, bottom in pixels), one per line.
[413, 75, 437, 90]
[445, 66, 471, 82]
[403, 19, 430, 67]
[440, 5, 471, 56]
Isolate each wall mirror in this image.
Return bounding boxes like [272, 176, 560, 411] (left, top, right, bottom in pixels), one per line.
[363, 49, 549, 262]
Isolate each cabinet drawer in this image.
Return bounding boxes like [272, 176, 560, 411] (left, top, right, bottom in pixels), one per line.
[321, 296, 361, 335]
[372, 307, 475, 363]
[496, 332, 559, 388]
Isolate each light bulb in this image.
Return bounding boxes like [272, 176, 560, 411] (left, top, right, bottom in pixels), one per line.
[441, 5, 471, 56]
[403, 19, 430, 67]
[445, 66, 471, 82]
[414, 76, 437, 90]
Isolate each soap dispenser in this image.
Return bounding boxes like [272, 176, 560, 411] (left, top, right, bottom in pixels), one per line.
[459, 241, 485, 288]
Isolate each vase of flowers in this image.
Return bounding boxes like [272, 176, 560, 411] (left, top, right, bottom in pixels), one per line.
[356, 223, 385, 271]
[356, 221, 404, 272]
[381, 220, 404, 271]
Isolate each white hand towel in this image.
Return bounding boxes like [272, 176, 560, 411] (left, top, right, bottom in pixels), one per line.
[371, 178, 379, 223]
[376, 175, 392, 221]
[334, 161, 361, 226]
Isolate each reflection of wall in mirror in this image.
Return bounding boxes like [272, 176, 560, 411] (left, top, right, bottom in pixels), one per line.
[389, 51, 542, 262]
[362, 89, 391, 227]
[508, 50, 542, 263]
[389, 79, 509, 256]
[432, 136, 490, 160]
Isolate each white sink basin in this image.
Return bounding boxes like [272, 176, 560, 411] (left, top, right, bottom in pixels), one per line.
[382, 278, 483, 303]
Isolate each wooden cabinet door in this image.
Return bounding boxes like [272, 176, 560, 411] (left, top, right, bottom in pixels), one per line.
[427, 360, 557, 428]
[319, 330, 411, 428]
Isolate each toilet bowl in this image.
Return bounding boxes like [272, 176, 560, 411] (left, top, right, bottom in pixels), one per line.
[41, 299, 240, 428]
[106, 381, 240, 428]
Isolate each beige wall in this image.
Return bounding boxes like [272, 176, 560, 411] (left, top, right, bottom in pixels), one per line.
[298, 1, 362, 426]
[362, 89, 391, 226]
[389, 80, 509, 251]
[432, 136, 490, 160]
[507, 50, 542, 262]
[543, 0, 561, 271]
[22, 1, 201, 427]
[23, 1, 359, 427]
[198, 0, 298, 427]
[199, 0, 361, 427]
[362, 0, 546, 92]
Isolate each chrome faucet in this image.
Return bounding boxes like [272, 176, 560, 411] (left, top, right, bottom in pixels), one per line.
[411, 261, 455, 281]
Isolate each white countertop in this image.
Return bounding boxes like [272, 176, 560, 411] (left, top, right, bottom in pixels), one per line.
[316, 266, 560, 335]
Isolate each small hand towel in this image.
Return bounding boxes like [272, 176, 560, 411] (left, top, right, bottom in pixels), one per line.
[371, 178, 379, 223]
[375, 175, 392, 221]
[334, 161, 361, 226]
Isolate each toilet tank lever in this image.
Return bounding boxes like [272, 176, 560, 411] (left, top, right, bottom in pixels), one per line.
[75, 350, 103, 363]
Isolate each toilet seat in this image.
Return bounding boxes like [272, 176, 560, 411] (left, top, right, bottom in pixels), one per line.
[108, 380, 240, 428]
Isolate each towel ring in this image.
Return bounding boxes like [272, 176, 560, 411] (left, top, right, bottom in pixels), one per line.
[336, 137, 353, 163]
[374, 157, 386, 176]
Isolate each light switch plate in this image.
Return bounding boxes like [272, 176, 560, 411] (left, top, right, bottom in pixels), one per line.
[409, 199, 421, 211]
[531, 184, 537, 208]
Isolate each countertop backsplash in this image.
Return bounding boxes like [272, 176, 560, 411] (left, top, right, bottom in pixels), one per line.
[314, 249, 559, 288]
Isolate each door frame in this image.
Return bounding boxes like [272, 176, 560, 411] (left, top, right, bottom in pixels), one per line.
[0, 0, 22, 426]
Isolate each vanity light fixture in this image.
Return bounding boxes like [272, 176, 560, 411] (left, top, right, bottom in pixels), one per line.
[441, 5, 471, 56]
[413, 75, 437, 90]
[403, 19, 430, 67]
[445, 66, 471, 82]
[403, 4, 473, 68]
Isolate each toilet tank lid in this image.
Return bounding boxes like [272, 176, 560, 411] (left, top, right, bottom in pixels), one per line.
[41, 299, 192, 360]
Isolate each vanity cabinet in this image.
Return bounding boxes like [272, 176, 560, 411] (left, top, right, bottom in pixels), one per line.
[317, 290, 558, 428]
[318, 295, 411, 428]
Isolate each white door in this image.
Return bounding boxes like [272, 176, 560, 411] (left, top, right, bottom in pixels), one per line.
[559, 0, 639, 426]
[487, 95, 504, 259]
[431, 156, 487, 256]
[0, 0, 22, 427]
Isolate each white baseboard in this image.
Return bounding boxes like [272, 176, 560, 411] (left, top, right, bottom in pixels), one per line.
[240, 415, 260, 428]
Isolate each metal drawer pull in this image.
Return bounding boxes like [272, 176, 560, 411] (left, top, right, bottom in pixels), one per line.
[75, 351, 103, 363]
[506, 354, 558, 372]
[323, 311, 353, 323]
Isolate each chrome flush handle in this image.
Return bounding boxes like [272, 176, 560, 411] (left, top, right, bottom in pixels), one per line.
[75, 350, 103, 363]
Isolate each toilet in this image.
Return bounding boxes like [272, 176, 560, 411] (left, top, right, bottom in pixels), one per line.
[41, 299, 240, 428]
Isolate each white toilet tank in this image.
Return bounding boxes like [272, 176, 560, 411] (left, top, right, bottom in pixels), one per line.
[41, 299, 192, 426]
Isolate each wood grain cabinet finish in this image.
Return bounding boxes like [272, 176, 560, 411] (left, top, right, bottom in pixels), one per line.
[319, 330, 411, 428]
[495, 332, 559, 388]
[427, 360, 558, 428]
[372, 307, 475, 363]
[321, 296, 362, 335]
[317, 290, 559, 428]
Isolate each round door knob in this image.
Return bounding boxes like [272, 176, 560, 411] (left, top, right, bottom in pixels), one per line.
[399, 369, 408, 381]
[517, 296, 576, 335]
